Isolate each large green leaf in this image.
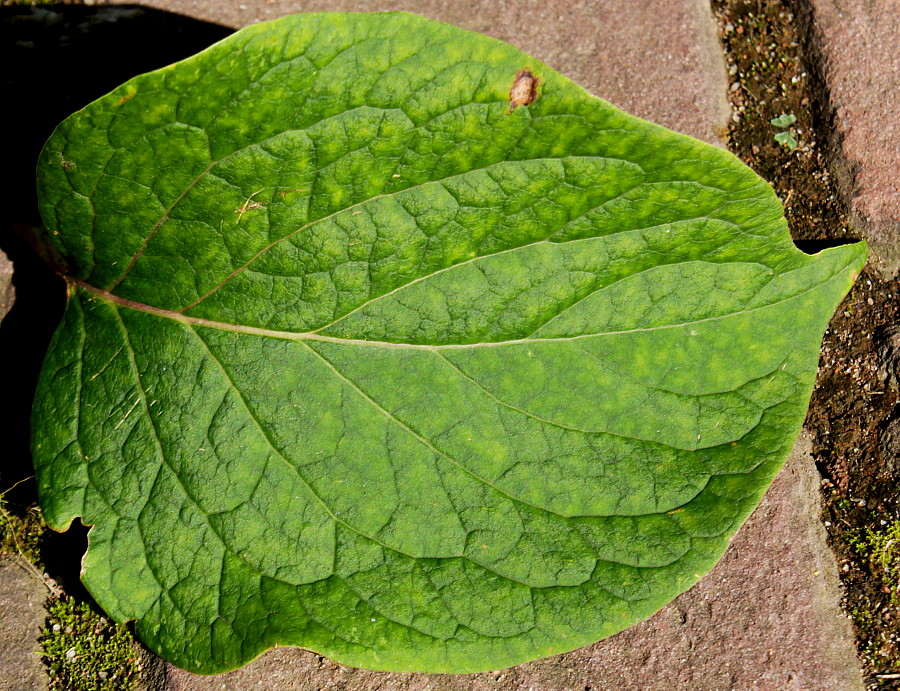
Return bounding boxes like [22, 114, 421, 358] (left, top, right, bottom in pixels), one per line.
[32, 12, 865, 674]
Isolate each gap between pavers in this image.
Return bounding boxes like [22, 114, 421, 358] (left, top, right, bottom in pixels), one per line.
[80, 1, 864, 688]
[0, 253, 44, 691]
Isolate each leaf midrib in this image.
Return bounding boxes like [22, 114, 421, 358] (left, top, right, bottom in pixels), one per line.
[71, 264, 846, 352]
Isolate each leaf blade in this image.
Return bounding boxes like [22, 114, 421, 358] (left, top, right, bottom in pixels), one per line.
[33, 12, 867, 674]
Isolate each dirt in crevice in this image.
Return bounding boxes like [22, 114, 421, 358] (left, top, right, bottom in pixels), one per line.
[711, 1, 900, 687]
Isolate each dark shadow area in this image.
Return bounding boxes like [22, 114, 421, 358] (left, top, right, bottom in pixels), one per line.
[0, 3, 232, 563]
[39, 519, 91, 600]
[793, 238, 862, 254]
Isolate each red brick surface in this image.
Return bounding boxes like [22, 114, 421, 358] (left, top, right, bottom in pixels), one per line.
[0, 250, 13, 322]
[808, 0, 900, 275]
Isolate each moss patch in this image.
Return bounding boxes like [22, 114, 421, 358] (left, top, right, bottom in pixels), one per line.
[40, 595, 141, 691]
[0, 501, 45, 566]
[847, 520, 900, 672]
[868, 521, 900, 606]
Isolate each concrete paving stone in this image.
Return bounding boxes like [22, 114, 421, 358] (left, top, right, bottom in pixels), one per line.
[806, 0, 900, 275]
[87, 1, 861, 688]
[0, 558, 47, 691]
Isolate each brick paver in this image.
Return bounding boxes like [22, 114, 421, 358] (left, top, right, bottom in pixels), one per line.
[807, 0, 900, 275]
[0, 250, 13, 322]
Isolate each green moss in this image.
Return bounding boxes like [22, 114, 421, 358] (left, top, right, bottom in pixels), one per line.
[838, 520, 900, 672]
[40, 595, 140, 691]
[867, 521, 900, 606]
[0, 503, 45, 566]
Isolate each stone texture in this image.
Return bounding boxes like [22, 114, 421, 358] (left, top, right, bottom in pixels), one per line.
[0, 249, 13, 322]
[875, 324, 900, 481]
[806, 0, 900, 276]
[875, 323, 900, 391]
[0, 558, 47, 691]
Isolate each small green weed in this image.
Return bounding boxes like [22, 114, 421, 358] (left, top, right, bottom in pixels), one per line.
[770, 112, 799, 150]
[773, 131, 799, 150]
[770, 113, 797, 128]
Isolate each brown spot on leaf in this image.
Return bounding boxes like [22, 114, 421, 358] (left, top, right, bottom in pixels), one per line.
[234, 190, 265, 222]
[508, 69, 539, 112]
